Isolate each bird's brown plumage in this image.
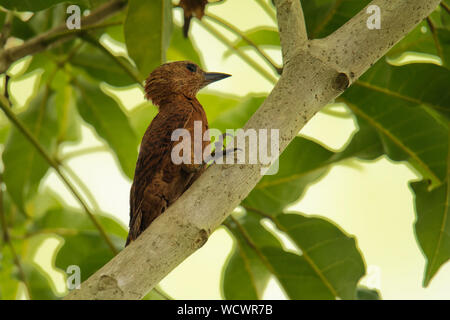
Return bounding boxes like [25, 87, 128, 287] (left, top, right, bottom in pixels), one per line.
[126, 61, 230, 246]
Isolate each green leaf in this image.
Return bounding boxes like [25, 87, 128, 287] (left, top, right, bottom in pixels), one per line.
[210, 96, 266, 132]
[124, 0, 173, 80]
[71, 42, 137, 87]
[224, 27, 280, 58]
[33, 208, 126, 282]
[356, 286, 381, 300]
[412, 175, 450, 286]
[3, 88, 58, 209]
[388, 20, 450, 69]
[53, 84, 81, 143]
[199, 92, 241, 124]
[23, 263, 59, 300]
[341, 60, 449, 185]
[0, 0, 84, 11]
[270, 213, 366, 299]
[243, 137, 335, 214]
[303, 0, 371, 39]
[222, 212, 282, 299]
[334, 117, 384, 161]
[388, 21, 437, 57]
[74, 76, 138, 179]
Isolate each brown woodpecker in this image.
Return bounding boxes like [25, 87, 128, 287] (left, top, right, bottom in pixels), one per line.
[126, 61, 230, 246]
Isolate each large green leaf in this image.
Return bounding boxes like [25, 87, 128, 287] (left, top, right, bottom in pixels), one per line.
[2, 88, 58, 209]
[341, 60, 449, 185]
[270, 213, 365, 299]
[74, 76, 138, 179]
[222, 212, 282, 299]
[210, 96, 266, 132]
[71, 42, 138, 87]
[52, 83, 81, 144]
[387, 7, 450, 69]
[33, 208, 126, 282]
[223, 210, 365, 300]
[199, 92, 241, 124]
[243, 137, 335, 214]
[412, 175, 450, 286]
[22, 263, 59, 300]
[124, 0, 173, 80]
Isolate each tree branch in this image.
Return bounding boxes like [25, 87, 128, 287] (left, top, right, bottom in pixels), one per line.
[275, 0, 308, 63]
[0, 0, 127, 74]
[65, 0, 441, 300]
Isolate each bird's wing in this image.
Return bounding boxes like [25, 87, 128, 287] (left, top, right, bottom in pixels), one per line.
[127, 105, 194, 245]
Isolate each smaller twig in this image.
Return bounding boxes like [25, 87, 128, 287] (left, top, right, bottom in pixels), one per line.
[41, 20, 123, 47]
[198, 19, 278, 84]
[4, 74, 10, 104]
[273, 0, 308, 62]
[204, 13, 282, 74]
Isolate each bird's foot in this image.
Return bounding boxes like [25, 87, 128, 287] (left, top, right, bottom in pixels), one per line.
[205, 147, 242, 164]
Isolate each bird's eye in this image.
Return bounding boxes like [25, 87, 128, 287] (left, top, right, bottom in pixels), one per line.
[186, 63, 197, 72]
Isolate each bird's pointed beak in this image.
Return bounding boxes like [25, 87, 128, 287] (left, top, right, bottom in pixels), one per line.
[203, 72, 231, 87]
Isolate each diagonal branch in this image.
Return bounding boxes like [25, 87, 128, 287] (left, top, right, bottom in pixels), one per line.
[65, 0, 442, 300]
[0, 0, 127, 74]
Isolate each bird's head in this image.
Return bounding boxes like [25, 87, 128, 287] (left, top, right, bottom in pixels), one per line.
[144, 61, 230, 106]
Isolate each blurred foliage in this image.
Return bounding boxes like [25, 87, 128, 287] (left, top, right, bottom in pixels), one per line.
[0, 0, 448, 300]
